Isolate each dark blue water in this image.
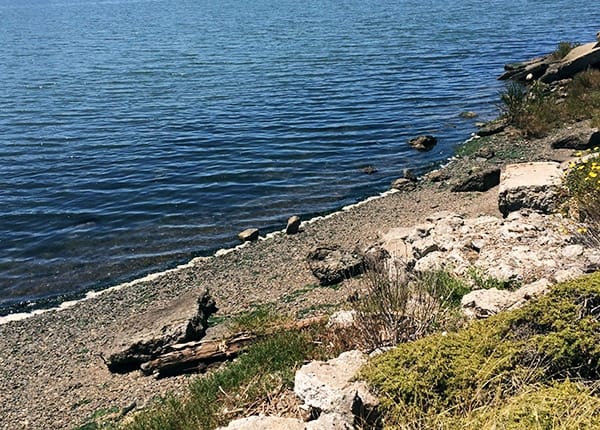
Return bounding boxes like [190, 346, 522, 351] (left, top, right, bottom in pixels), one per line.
[1, 0, 598, 313]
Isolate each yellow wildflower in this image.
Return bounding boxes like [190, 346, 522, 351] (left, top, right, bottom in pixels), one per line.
[575, 151, 583, 157]
[577, 227, 588, 234]
[590, 172, 598, 178]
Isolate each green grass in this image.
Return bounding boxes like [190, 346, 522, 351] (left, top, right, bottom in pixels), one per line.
[122, 330, 314, 430]
[361, 272, 600, 429]
[455, 136, 489, 157]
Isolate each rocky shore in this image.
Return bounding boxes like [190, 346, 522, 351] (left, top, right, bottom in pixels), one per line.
[2, 41, 600, 429]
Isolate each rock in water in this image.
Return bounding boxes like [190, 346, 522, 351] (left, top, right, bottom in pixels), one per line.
[105, 289, 217, 373]
[285, 216, 301, 235]
[238, 228, 259, 242]
[408, 135, 437, 151]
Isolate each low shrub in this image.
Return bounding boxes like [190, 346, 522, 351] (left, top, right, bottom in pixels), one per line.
[362, 272, 600, 428]
[351, 267, 468, 351]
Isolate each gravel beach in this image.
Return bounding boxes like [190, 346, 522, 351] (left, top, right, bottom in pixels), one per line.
[0, 122, 574, 429]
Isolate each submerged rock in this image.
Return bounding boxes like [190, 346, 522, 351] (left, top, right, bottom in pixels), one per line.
[408, 135, 437, 151]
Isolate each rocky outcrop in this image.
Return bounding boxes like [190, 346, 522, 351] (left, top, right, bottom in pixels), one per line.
[498, 162, 564, 216]
[461, 278, 550, 318]
[379, 209, 600, 299]
[548, 120, 600, 150]
[541, 41, 600, 83]
[408, 135, 437, 151]
[501, 39, 600, 84]
[105, 290, 217, 372]
[307, 246, 365, 286]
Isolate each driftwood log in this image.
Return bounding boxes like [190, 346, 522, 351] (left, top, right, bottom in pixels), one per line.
[140, 333, 258, 377]
[134, 316, 326, 378]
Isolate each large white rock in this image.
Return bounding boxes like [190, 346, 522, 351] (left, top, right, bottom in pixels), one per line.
[498, 162, 564, 216]
[294, 350, 377, 422]
[216, 416, 305, 430]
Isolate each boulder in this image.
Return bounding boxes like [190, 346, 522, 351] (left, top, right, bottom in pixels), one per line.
[408, 135, 437, 151]
[459, 111, 478, 119]
[286, 216, 301, 235]
[307, 246, 365, 286]
[294, 350, 378, 424]
[549, 121, 600, 150]
[105, 290, 217, 372]
[451, 167, 501, 192]
[238, 228, 259, 242]
[541, 42, 600, 83]
[499, 57, 550, 81]
[498, 162, 564, 216]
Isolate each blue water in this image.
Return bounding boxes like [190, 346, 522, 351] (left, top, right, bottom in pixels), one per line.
[0, 0, 598, 313]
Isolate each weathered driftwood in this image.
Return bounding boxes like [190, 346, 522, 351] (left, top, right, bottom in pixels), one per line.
[138, 316, 326, 378]
[140, 333, 258, 377]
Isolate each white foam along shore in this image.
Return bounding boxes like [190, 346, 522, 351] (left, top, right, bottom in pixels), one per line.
[0, 187, 401, 325]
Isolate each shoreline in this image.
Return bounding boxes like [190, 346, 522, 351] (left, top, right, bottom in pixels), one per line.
[0, 81, 585, 429]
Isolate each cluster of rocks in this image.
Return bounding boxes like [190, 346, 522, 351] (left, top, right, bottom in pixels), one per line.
[499, 36, 600, 83]
[379, 161, 600, 318]
[217, 350, 379, 430]
[305, 161, 599, 320]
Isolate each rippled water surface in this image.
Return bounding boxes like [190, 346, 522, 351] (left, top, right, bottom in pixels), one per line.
[1, 0, 599, 312]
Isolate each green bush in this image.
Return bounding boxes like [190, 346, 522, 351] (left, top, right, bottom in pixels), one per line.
[362, 272, 600, 428]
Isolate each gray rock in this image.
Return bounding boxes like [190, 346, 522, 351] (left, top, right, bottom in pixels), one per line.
[451, 167, 501, 192]
[403, 168, 418, 181]
[286, 216, 301, 235]
[238, 228, 259, 242]
[305, 413, 354, 430]
[461, 288, 516, 318]
[361, 165, 377, 175]
[105, 290, 217, 372]
[294, 350, 378, 424]
[549, 121, 600, 150]
[498, 162, 564, 216]
[408, 135, 437, 151]
[476, 119, 507, 137]
[459, 111, 478, 119]
[541, 42, 600, 83]
[307, 246, 365, 286]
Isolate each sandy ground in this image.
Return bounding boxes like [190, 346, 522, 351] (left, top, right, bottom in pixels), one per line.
[0, 123, 572, 429]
